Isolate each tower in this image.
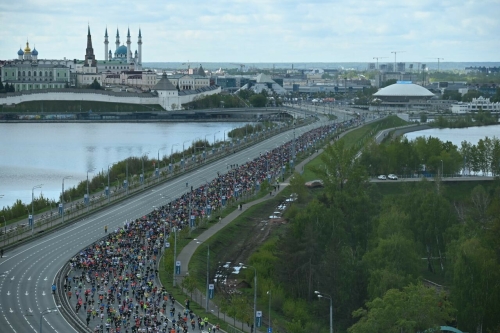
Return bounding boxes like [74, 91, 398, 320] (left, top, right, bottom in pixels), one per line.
[104, 27, 109, 61]
[84, 25, 97, 70]
[126, 27, 131, 64]
[137, 29, 142, 68]
[115, 28, 120, 52]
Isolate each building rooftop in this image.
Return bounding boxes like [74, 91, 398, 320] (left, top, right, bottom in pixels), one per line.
[374, 81, 435, 97]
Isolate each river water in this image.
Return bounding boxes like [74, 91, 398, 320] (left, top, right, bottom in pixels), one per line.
[404, 124, 500, 147]
[0, 122, 244, 208]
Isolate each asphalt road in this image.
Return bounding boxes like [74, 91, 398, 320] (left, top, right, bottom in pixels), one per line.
[0, 117, 333, 333]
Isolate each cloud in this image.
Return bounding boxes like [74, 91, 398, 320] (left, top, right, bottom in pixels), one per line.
[0, 0, 499, 62]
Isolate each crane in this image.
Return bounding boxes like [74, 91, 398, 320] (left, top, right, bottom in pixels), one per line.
[391, 51, 405, 72]
[231, 63, 246, 74]
[427, 58, 444, 72]
[373, 57, 388, 70]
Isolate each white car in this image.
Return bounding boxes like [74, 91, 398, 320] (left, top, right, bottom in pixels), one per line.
[377, 175, 387, 180]
[388, 174, 398, 180]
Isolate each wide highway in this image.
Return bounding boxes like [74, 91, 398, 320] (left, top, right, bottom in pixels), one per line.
[0, 116, 336, 333]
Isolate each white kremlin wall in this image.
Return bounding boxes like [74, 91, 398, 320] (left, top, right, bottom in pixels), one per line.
[0, 86, 221, 111]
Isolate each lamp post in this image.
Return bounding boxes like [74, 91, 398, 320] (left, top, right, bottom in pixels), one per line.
[183, 140, 191, 170]
[213, 131, 220, 146]
[1, 215, 6, 237]
[158, 147, 166, 183]
[31, 184, 43, 235]
[204, 134, 210, 152]
[39, 306, 61, 333]
[172, 226, 178, 287]
[86, 168, 95, 213]
[315, 291, 333, 333]
[195, 239, 210, 312]
[141, 152, 150, 187]
[171, 144, 179, 171]
[61, 176, 72, 224]
[107, 163, 115, 203]
[267, 290, 271, 332]
[239, 263, 257, 332]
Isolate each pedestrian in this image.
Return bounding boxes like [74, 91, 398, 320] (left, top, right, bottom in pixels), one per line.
[218, 216, 222, 223]
[0, 248, 3, 258]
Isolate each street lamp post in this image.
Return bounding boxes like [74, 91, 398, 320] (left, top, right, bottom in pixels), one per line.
[86, 168, 95, 212]
[39, 306, 61, 333]
[107, 163, 115, 204]
[172, 226, 178, 287]
[240, 263, 257, 332]
[1, 215, 6, 237]
[204, 134, 210, 153]
[158, 147, 166, 183]
[170, 144, 179, 167]
[183, 140, 191, 170]
[267, 290, 271, 332]
[141, 152, 150, 187]
[315, 291, 333, 333]
[61, 176, 72, 224]
[31, 184, 43, 235]
[213, 131, 220, 147]
[195, 239, 210, 312]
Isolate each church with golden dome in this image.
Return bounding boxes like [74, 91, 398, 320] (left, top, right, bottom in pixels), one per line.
[1, 40, 72, 91]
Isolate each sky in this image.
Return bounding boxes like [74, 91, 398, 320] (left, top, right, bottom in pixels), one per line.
[1, 0, 499, 64]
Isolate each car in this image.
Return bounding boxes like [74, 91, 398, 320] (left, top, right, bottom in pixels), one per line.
[377, 175, 387, 180]
[388, 174, 398, 180]
[305, 179, 324, 188]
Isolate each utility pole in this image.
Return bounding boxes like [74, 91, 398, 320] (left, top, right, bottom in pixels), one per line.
[427, 58, 444, 72]
[391, 51, 405, 72]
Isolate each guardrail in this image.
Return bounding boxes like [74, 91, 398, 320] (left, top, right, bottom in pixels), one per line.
[0, 118, 316, 249]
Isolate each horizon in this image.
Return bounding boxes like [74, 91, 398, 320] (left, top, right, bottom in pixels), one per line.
[1, 1, 499, 63]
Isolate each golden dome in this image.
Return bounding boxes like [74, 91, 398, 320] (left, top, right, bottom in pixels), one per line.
[24, 41, 31, 53]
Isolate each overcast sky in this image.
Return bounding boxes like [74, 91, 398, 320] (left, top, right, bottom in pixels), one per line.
[1, 0, 499, 64]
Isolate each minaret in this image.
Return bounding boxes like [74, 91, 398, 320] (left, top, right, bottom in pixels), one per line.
[137, 28, 142, 68]
[84, 25, 97, 69]
[104, 27, 109, 61]
[126, 27, 131, 64]
[115, 28, 120, 52]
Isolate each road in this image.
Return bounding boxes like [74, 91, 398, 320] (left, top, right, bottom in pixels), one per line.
[370, 176, 495, 183]
[0, 117, 334, 333]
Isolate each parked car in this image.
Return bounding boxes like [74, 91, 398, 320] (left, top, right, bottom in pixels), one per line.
[388, 174, 398, 180]
[377, 175, 387, 180]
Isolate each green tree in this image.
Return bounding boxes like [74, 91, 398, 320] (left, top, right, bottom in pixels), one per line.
[380, 79, 397, 88]
[348, 283, 455, 333]
[88, 79, 102, 90]
[449, 237, 500, 333]
[288, 172, 307, 203]
[249, 94, 267, 107]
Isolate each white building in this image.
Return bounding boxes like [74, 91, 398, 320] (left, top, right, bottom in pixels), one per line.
[451, 96, 500, 113]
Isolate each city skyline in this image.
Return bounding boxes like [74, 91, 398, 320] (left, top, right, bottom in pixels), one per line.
[0, 0, 499, 63]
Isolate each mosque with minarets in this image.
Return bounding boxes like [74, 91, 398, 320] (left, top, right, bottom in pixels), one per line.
[0, 25, 219, 109]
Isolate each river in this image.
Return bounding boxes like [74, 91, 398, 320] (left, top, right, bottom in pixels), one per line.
[0, 122, 244, 208]
[404, 124, 500, 147]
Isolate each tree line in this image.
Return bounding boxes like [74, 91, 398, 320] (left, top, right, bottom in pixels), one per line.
[359, 135, 500, 177]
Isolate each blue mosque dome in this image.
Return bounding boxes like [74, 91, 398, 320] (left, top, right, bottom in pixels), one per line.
[17, 48, 24, 56]
[115, 45, 127, 56]
[32, 48, 38, 56]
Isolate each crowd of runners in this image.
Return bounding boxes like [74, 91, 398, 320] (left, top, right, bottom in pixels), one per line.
[64, 119, 356, 333]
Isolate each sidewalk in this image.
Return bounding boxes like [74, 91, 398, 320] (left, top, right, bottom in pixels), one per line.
[175, 145, 326, 333]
